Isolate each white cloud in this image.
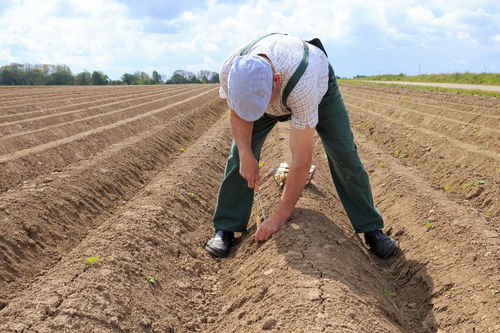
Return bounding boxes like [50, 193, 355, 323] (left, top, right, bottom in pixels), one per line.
[0, 0, 499, 78]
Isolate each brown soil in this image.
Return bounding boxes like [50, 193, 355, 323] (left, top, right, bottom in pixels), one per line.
[0, 84, 498, 333]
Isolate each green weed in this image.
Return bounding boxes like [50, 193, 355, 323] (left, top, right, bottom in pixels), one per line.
[383, 289, 396, 296]
[178, 147, 186, 152]
[423, 221, 437, 229]
[393, 149, 403, 158]
[145, 275, 157, 284]
[258, 161, 266, 167]
[378, 162, 386, 167]
[84, 256, 100, 265]
[474, 179, 485, 185]
[491, 289, 499, 295]
[443, 185, 451, 191]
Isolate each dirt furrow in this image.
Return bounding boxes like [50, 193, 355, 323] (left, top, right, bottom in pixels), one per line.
[0, 86, 166, 110]
[0, 86, 186, 125]
[342, 89, 499, 126]
[0, 86, 207, 153]
[0, 108, 232, 333]
[0, 87, 217, 192]
[342, 84, 500, 114]
[0, 86, 187, 136]
[346, 102, 499, 218]
[343, 95, 499, 153]
[0, 95, 226, 307]
[352, 131, 499, 332]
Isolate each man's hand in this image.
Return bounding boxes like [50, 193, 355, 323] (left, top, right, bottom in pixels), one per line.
[255, 213, 288, 242]
[239, 152, 260, 189]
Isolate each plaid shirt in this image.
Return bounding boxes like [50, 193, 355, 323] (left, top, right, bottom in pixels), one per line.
[219, 34, 329, 129]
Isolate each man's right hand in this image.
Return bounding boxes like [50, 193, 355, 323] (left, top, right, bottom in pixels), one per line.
[239, 151, 260, 189]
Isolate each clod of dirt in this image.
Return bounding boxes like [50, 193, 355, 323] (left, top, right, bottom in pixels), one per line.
[262, 318, 278, 330]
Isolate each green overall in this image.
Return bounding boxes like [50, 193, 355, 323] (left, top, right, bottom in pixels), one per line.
[213, 34, 384, 234]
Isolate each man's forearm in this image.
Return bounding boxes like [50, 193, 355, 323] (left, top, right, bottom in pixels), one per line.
[275, 160, 311, 219]
[229, 109, 253, 157]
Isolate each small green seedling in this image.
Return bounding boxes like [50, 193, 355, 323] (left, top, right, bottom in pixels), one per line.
[469, 125, 480, 136]
[491, 289, 499, 295]
[474, 179, 485, 185]
[187, 192, 196, 198]
[409, 321, 417, 328]
[258, 161, 266, 167]
[380, 183, 387, 188]
[178, 147, 186, 152]
[84, 256, 100, 265]
[393, 149, 402, 157]
[423, 221, 436, 229]
[145, 275, 156, 284]
[378, 162, 386, 167]
[383, 289, 396, 296]
[443, 185, 451, 191]
[247, 275, 253, 281]
[462, 182, 471, 189]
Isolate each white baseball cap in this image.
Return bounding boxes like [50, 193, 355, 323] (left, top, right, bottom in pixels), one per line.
[228, 55, 273, 122]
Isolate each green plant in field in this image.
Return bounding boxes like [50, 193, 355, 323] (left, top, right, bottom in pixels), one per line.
[378, 162, 386, 167]
[354, 121, 372, 129]
[409, 321, 417, 328]
[393, 149, 403, 158]
[461, 182, 471, 189]
[186, 192, 196, 198]
[476, 145, 489, 150]
[443, 185, 451, 191]
[84, 256, 100, 265]
[383, 289, 396, 296]
[423, 221, 436, 229]
[484, 212, 493, 217]
[258, 161, 266, 167]
[380, 183, 387, 188]
[473, 179, 485, 185]
[145, 275, 157, 284]
[469, 125, 480, 136]
[178, 147, 186, 152]
[491, 289, 499, 295]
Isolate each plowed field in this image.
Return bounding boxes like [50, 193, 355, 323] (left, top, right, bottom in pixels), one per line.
[0, 84, 498, 333]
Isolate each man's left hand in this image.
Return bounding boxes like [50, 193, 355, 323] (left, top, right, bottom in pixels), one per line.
[254, 213, 288, 242]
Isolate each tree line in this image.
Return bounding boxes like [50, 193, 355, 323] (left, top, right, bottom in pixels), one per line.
[0, 63, 220, 85]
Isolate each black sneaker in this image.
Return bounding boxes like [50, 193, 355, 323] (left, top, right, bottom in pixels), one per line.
[205, 230, 234, 258]
[364, 230, 397, 258]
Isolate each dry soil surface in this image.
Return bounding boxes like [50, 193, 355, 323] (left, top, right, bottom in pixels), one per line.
[0, 84, 498, 332]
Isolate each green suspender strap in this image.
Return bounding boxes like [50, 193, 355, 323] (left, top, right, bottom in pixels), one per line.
[239, 33, 309, 113]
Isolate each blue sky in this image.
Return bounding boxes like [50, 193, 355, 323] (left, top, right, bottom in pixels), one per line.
[0, 0, 499, 79]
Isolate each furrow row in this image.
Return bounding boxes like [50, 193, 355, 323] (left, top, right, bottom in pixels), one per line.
[0, 94, 226, 306]
[0, 86, 207, 153]
[0, 87, 218, 192]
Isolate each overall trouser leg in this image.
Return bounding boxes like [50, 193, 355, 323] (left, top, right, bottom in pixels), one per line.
[316, 72, 384, 233]
[213, 114, 278, 232]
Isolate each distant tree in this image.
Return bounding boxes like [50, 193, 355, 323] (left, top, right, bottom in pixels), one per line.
[74, 71, 92, 85]
[91, 71, 109, 85]
[197, 70, 211, 83]
[121, 73, 138, 85]
[0, 63, 27, 85]
[167, 73, 189, 84]
[134, 71, 151, 85]
[208, 72, 220, 83]
[151, 70, 163, 84]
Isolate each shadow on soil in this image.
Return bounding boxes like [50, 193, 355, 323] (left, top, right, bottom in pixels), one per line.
[272, 208, 437, 333]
